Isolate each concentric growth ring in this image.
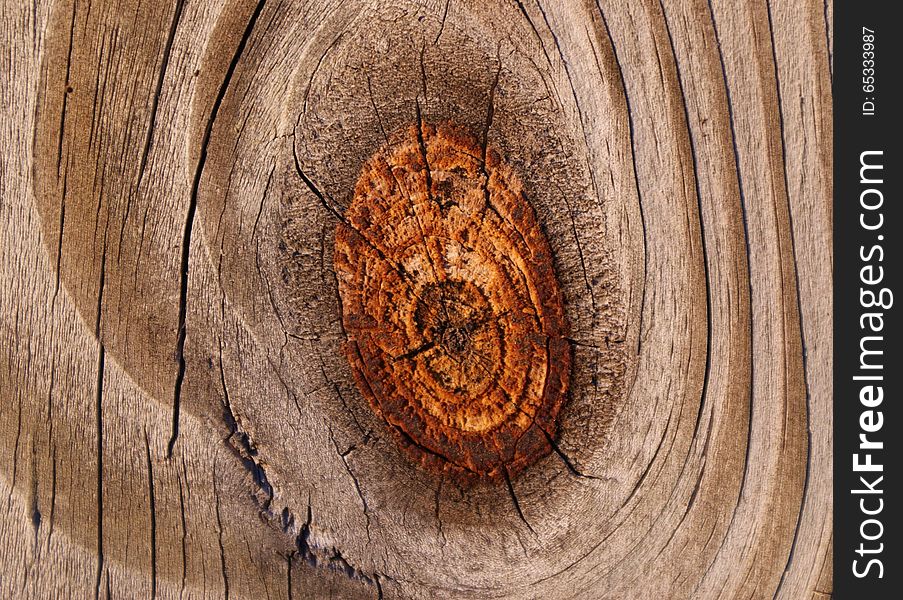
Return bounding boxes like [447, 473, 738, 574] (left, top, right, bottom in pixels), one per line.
[335, 123, 571, 478]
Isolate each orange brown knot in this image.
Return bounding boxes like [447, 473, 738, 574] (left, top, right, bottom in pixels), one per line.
[334, 123, 571, 479]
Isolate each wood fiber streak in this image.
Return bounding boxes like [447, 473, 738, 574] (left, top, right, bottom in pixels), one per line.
[1, 0, 832, 598]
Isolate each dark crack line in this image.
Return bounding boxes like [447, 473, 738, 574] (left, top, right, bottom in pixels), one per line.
[317, 356, 370, 440]
[136, 0, 185, 186]
[365, 75, 390, 145]
[218, 344, 275, 510]
[22, 443, 39, 592]
[532, 1, 609, 291]
[329, 549, 375, 585]
[144, 429, 158, 599]
[48, 445, 57, 542]
[822, 0, 832, 80]
[29, 436, 41, 552]
[391, 420, 479, 475]
[292, 498, 385, 587]
[291, 148, 345, 221]
[621, 407, 673, 512]
[651, 1, 733, 579]
[212, 470, 230, 599]
[53, 165, 68, 302]
[93, 203, 109, 600]
[503, 467, 535, 535]
[94, 345, 105, 600]
[764, 2, 813, 596]
[531, 408, 676, 588]
[559, 189, 597, 317]
[478, 58, 502, 210]
[250, 162, 276, 240]
[167, 0, 267, 458]
[407, 100, 450, 308]
[294, 496, 316, 567]
[299, 31, 345, 117]
[513, 0, 555, 67]
[300, 107, 440, 316]
[703, 0, 756, 516]
[685, 4, 759, 596]
[593, 1, 649, 364]
[434, 0, 450, 45]
[359, 82, 445, 313]
[657, 0, 714, 445]
[328, 426, 371, 542]
[537, 424, 606, 481]
[286, 553, 293, 600]
[392, 339, 436, 362]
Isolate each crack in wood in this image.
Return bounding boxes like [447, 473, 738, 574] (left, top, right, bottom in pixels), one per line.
[167, 0, 268, 459]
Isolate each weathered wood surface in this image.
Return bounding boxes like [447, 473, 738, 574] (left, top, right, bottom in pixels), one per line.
[0, 0, 832, 598]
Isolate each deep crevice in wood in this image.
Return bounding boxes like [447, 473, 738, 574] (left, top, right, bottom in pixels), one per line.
[167, 0, 267, 459]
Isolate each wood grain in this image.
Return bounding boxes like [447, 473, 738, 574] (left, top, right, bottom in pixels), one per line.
[335, 122, 575, 479]
[0, 0, 832, 598]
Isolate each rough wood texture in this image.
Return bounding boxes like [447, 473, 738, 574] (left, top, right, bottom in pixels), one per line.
[336, 123, 574, 479]
[1, 0, 832, 598]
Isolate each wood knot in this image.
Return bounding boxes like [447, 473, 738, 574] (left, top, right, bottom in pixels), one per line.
[335, 123, 571, 479]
